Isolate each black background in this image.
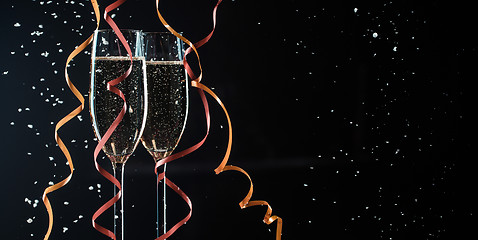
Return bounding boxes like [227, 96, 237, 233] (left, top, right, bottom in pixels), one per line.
[0, 0, 475, 239]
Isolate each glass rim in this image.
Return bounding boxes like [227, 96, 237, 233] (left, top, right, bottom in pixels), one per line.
[143, 31, 183, 35]
[95, 29, 142, 33]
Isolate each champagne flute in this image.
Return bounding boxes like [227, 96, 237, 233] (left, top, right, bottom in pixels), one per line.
[89, 29, 147, 240]
[141, 32, 188, 237]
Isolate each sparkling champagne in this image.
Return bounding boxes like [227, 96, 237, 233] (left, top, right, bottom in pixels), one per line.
[90, 56, 147, 163]
[141, 61, 188, 160]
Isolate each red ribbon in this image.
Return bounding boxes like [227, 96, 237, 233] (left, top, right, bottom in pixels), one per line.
[91, 1, 134, 239]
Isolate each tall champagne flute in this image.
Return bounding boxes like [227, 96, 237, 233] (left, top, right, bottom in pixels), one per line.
[141, 32, 188, 237]
[89, 29, 147, 240]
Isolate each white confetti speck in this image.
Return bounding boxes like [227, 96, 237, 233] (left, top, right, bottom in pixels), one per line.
[373, 32, 378, 38]
[14, 23, 21, 27]
[31, 31, 44, 36]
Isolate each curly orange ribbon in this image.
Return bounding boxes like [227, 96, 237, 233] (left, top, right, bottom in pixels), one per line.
[42, 1, 100, 239]
[155, 0, 283, 239]
[91, 1, 134, 239]
[193, 82, 283, 240]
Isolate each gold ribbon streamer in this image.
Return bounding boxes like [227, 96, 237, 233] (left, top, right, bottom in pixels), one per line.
[193, 82, 283, 240]
[156, 1, 283, 239]
[42, 1, 100, 239]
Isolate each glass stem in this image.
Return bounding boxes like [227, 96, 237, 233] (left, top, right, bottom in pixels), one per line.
[156, 163, 167, 238]
[113, 162, 125, 240]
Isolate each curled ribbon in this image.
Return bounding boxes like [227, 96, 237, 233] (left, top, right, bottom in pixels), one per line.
[91, 0, 134, 239]
[42, 1, 100, 239]
[155, 0, 283, 239]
